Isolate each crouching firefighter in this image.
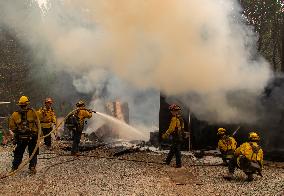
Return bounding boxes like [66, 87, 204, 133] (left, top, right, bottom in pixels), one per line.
[162, 104, 185, 168]
[9, 96, 39, 174]
[217, 128, 237, 165]
[37, 97, 56, 149]
[224, 132, 263, 181]
[65, 100, 94, 156]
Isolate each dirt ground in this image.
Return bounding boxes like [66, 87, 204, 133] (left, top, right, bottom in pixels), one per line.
[0, 142, 283, 196]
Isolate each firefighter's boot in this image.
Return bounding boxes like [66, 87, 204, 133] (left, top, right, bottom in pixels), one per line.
[223, 172, 234, 180]
[246, 173, 254, 182]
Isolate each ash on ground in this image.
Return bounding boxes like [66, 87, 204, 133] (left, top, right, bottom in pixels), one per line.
[0, 140, 283, 196]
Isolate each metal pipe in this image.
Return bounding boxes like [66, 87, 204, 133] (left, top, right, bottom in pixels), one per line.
[0, 102, 11, 104]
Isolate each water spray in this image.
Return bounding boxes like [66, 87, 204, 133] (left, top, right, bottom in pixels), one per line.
[93, 111, 148, 141]
[0, 108, 144, 178]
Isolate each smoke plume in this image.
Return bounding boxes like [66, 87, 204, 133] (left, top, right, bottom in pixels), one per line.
[0, 0, 272, 128]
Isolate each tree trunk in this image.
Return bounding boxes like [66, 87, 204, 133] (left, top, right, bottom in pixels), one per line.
[282, 17, 284, 72]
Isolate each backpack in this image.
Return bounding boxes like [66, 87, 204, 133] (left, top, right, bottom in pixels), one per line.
[17, 108, 33, 132]
[249, 142, 261, 161]
[15, 108, 35, 141]
[223, 136, 233, 150]
[65, 112, 79, 130]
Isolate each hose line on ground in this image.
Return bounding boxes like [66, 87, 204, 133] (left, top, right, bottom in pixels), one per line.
[0, 108, 81, 179]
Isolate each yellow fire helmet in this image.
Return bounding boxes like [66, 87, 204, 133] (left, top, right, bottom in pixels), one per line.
[17, 96, 30, 106]
[249, 132, 260, 141]
[76, 100, 85, 107]
[217, 128, 226, 135]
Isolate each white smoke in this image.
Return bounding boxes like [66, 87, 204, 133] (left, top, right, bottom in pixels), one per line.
[84, 74, 159, 140]
[0, 0, 272, 127]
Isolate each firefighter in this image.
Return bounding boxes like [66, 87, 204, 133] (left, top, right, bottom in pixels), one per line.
[224, 132, 263, 181]
[217, 128, 237, 165]
[37, 97, 56, 149]
[162, 104, 185, 168]
[70, 100, 93, 156]
[9, 96, 39, 174]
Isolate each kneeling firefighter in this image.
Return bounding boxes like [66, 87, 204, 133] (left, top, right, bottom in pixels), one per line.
[162, 104, 185, 168]
[65, 100, 95, 156]
[217, 128, 237, 165]
[9, 96, 39, 174]
[224, 132, 263, 181]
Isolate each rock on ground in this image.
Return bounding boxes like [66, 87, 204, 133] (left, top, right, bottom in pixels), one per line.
[0, 142, 283, 196]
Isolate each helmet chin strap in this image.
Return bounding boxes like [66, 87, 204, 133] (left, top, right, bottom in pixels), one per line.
[19, 105, 28, 110]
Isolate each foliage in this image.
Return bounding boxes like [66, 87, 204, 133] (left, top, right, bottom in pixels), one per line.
[239, 0, 284, 71]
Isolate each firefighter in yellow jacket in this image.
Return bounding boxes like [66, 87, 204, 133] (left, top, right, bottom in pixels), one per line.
[71, 100, 93, 156]
[9, 96, 39, 174]
[224, 132, 263, 181]
[37, 98, 56, 149]
[217, 128, 237, 165]
[162, 104, 185, 168]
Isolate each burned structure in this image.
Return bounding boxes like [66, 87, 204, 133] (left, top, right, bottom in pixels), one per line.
[159, 77, 284, 161]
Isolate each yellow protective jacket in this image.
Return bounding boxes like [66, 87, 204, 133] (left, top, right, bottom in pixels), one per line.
[163, 115, 184, 139]
[37, 107, 56, 128]
[218, 135, 237, 154]
[77, 107, 92, 127]
[235, 142, 264, 167]
[9, 108, 39, 134]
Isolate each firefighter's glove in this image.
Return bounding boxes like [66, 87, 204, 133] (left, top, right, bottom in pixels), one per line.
[162, 133, 168, 140]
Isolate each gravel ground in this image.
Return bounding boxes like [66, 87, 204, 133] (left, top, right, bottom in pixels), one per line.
[0, 142, 283, 196]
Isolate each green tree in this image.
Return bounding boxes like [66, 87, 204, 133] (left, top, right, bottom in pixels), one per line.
[239, 0, 284, 71]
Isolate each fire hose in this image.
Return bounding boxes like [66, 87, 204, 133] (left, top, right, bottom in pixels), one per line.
[1, 111, 282, 179]
[32, 152, 220, 193]
[33, 152, 283, 194]
[0, 108, 88, 179]
[4, 151, 282, 195]
[38, 149, 284, 169]
[37, 150, 223, 167]
[34, 157, 79, 195]
[30, 150, 284, 194]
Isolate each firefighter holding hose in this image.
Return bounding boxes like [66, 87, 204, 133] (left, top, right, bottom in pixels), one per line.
[162, 104, 185, 168]
[217, 128, 237, 165]
[66, 100, 94, 156]
[37, 97, 56, 149]
[9, 96, 39, 174]
[224, 132, 264, 181]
